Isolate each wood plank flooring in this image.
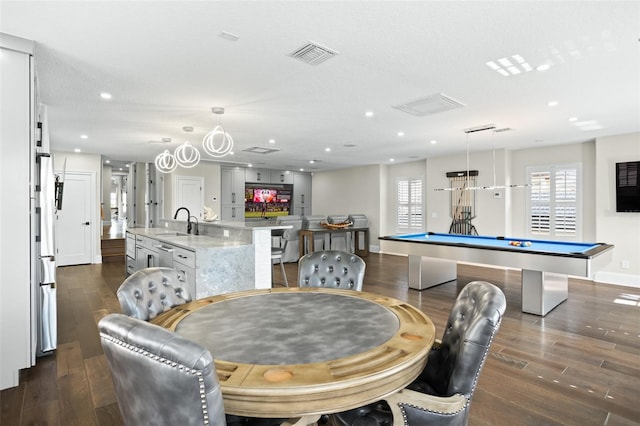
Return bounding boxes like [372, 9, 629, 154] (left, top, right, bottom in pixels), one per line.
[2, 254, 640, 426]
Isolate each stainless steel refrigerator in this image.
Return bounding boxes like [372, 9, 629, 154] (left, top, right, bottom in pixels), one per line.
[34, 108, 57, 356]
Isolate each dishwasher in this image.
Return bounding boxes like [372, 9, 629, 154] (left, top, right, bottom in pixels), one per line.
[156, 244, 174, 268]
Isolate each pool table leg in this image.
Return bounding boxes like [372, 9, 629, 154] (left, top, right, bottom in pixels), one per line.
[521, 270, 568, 316]
[408, 255, 457, 290]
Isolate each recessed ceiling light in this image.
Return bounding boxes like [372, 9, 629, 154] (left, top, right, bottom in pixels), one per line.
[100, 92, 112, 100]
[389, 158, 395, 162]
[80, 134, 88, 139]
[430, 140, 437, 145]
[568, 117, 578, 122]
[309, 160, 315, 164]
[548, 101, 559, 107]
[325, 147, 331, 152]
[74, 148, 81, 152]
[126, 164, 130, 167]
[397, 132, 404, 137]
[365, 111, 374, 117]
[299, 168, 304, 172]
[105, 160, 110, 164]
[247, 164, 253, 168]
[119, 168, 123, 171]
[269, 139, 275, 144]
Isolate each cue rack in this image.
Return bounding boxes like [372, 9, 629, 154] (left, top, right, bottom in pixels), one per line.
[446, 170, 479, 235]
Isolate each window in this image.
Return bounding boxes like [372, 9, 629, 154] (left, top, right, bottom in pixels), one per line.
[527, 164, 580, 239]
[397, 178, 423, 233]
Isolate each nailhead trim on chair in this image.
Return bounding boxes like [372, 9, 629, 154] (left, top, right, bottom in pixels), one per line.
[101, 333, 211, 425]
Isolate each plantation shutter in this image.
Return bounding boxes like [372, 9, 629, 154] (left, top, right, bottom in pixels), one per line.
[528, 164, 579, 238]
[554, 167, 577, 236]
[529, 170, 551, 235]
[397, 178, 423, 233]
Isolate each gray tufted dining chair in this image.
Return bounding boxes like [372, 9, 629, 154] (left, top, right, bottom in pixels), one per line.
[333, 281, 506, 426]
[297, 250, 366, 291]
[99, 313, 226, 426]
[116, 267, 192, 321]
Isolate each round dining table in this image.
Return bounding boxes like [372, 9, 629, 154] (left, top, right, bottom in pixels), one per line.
[151, 287, 435, 421]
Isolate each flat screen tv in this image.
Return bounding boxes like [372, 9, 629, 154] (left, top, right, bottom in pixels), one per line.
[616, 161, 640, 212]
[245, 184, 293, 218]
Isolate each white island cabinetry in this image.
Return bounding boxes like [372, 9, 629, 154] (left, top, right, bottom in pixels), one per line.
[126, 228, 254, 298]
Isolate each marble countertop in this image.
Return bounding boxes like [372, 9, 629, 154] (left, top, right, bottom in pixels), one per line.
[126, 227, 250, 251]
[162, 218, 292, 231]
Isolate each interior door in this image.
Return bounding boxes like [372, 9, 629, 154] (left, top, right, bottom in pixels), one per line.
[56, 172, 93, 266]
[175, 176, 204, 219]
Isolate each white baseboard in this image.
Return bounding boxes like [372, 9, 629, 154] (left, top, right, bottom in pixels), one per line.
[595, 271, 640, 288]
[94, 255, 103, 264]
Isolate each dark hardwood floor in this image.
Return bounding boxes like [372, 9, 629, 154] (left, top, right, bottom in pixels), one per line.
[2, 254, 640, 425]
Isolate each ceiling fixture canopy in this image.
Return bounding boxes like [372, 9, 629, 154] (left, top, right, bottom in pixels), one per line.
[203, 107, 234, 158]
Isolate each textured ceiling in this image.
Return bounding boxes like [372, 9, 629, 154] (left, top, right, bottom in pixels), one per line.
[1, 1, 639, 172]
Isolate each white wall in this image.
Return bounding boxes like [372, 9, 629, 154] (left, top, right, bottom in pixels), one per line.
[594, 132, 640, 286]
[510, 141, 596, 241]
[162, 161, 221, 219]
[312, 165, 382, 249]
[426, 149, 509, 236]
[383, 160, 426, 235]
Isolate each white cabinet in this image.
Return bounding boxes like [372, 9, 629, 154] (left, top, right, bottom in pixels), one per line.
[246, 168, 293, 184]
[134, 235, 159, 270]
[172, 245, 196, 298]
[125, 233, 136, 275]
[245, 168, 270, 183]
[293, 172, 312, 216]
[270, 169, 294, 184]
[1, 34, 36, 389]
[221, 167, 245, 222]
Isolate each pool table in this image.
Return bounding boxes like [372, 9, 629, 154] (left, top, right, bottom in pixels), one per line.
[379, 232, 614, 316]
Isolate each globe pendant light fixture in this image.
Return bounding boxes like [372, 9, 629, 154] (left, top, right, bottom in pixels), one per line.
[203, 107, 234, 158]
[175, 126, 200, 168]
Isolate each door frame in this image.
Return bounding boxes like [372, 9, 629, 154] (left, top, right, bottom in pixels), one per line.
[54, 170, 98, 264]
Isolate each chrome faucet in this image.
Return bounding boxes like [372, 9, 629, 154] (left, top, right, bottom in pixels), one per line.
[173, 207, 192, 234]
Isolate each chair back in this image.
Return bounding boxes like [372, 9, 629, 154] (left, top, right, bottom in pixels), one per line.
[117, 267, 192, 321]
[98, 313, 226, 426]
[298, 250, 366, 290]
[420, 281, 506, 398]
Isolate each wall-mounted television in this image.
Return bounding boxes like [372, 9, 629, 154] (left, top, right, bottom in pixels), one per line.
[616, 161, 640, 212]
[245, 184, 293, 218]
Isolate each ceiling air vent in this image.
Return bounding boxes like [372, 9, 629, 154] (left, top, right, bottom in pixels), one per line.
[242, 147, 280, 155]
[289, 41, 338, 66]
[392, 93, 466, 117]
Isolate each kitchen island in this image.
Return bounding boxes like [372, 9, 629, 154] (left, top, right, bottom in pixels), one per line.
[126, 219, 291, 298]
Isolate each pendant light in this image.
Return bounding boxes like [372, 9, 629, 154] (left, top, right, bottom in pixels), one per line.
[434, 125, 495, 191]
[174, 126, 200, 168]
[203, 107, 234, 158]
[155, 138, 177, 173]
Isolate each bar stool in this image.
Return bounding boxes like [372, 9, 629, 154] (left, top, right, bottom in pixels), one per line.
[271, 229, 288, 287]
